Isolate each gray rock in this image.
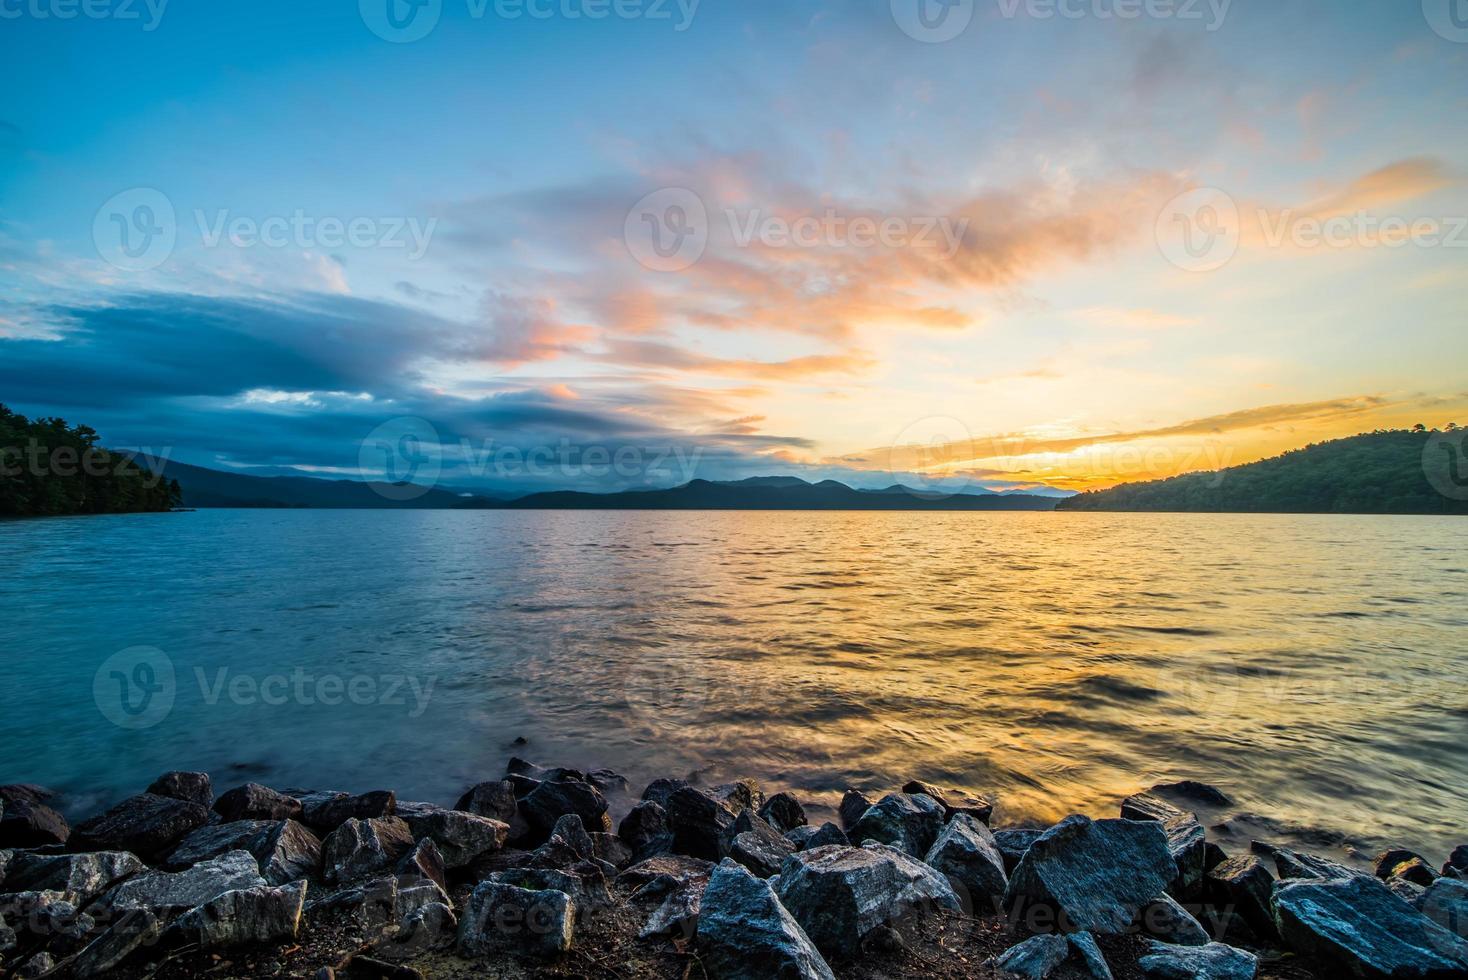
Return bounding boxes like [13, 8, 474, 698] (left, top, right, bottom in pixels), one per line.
[384, 901, 457, 959]
[666, 786, 737, 861]
[758, 793, 807, 834]
[839, 790, 873, 832]
[397, 838, 447, 894]
[727, 810, 796, 878]
[171, 879, 307, 948]
[519, 776, 611, 841]
[65, 909, 165, 978]
[1069, 931, 1115, 979]
[710, 779, 763, 815]
[1389, 877, 1430, 904]
[636, 864, 709, 939]
[256, 819, 322, 884]
[589, 832, 632, 868]
[1204, 854, 1276, 941]
[307, 876, 399, 932]
[1141, 893, 1211, 946]
[785, 826, 818, 850]
[1, 889, 94, 946]
[69, 793, 209, 859]
[98, 850, 265, 914]
[1270, 846, 1362, 881]
[493, 866, 613, 914]
[321, 817, 415, 884]
[987, 933, 1068, 979]
[146, 771, 213, 808]
[1417, 877, 1468, 939]
[923, 813, 1008, 911]
[696, 859, 834, 980]
[620, 853, 714, 889]
[619, 800, 673, 862]
[994, 828, 1044, 875]
[1273, 873, 1468, 978]
[1, 850, 144, 903]
[774, 842, 961, 955]
[803, 823, 849, 851]
[165, 820, 274, 869]
[1137, 940, 1257, 980]
[1004, 815, 1175, 934]
[397, 880, 451, 917]
[1377, 849, 1432, 880]
[397, 806, 507, 868]
[301, 791, 396, 832]
[457, 881, 574, 957]
[848, 793, 945, 858]
[1122, 791, 1185, 823]
[1119, 796, 1208, 897]
[455, 780, 527, 840]
[641, 778, 691, 808]
[213, 783, 302, 822]
[901, 780, 993, 824]
[15, 951, 55, 978]
[1151, 782, 1234, 808]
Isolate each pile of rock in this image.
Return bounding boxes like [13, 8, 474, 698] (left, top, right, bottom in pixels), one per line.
[2, 772, 1465, 980]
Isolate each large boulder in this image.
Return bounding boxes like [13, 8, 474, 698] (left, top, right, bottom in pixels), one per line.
[994, 828, 1044, 875]
[619, 800, 673, 862]
[396, 806, 507, 868]
[773, 842, 960, 955]
[213, 783, 302, 823]
[1417, 877, 1468, 938]
[1, 850, 143, 904]
[518, 773, 611, 842]
[0, 786, 69, 848]
[1203, 854, 1276, 941]
[1118, 794, 1207, 897]
[145, 771, 213, 808]
[923, 813, 1008, 911]
[1003, 815, 1175, 934]
[727, 810, 796, 879]
[666, 786, 737, 861]
[321, 817, 415, 884]
[1273, 873, 1468, 978]
[697, 860, 835, 980]
[171, 879, 306, 948]
[901, 780, 993, 824]
[165, 819, 320, 884]
[97, 850, 265, 915]
[758, 793, 807, 834]
[1137, 940, 1257, 980]
[986, 933, 1069, 979]
[457, 880, 574, 958]
[69, 793, 210, 860]
[847, 793, 945, 858]
[301, 790, 395, 833]
[839, 790, 873, 832]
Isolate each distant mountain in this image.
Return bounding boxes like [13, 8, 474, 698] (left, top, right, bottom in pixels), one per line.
[500, 479, 1058, 511]
[1056, 429, 1468, 515]
[146, 459, 494, 510]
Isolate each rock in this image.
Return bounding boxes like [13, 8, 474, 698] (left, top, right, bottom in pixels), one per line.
[256, 819, 322, 884]
[620, 853, 714, 890]
[1270, 846, 1361, 882]
[1151, 782, 1234, 807]
[901, 780, 993, 824]
[15, 951, 55, 978]
[839, 789, 873, 832]
[634, 860, 710, 939]
[493, 866, 613, 914]
[213, 783, 302, 822]
[302, 791, 396, 832]
[1389, 858, 1441, 888]
[1122, 792, 1186, 823]
[172, 879, 307, 948]
[146, 771, 213, 808]
[1446, 846, 1468, 877]
[695, 859, 834, 979]
[457, 881, 574, 958]
[98, 850, 265, 914]
[710, 780, 763, 815]
[728, 810, 796, 878]
[1, 850, 144, 903]
[1004, 815, 1175, 934]
[987, 933, 1069, 979]
[322, 818, 415, 884]
[641, 778, 690, 808]
[666, 786, 737, 861]
[547, 813, 595, 860]
[1069, 931, 1115, 979]
[396, 807, 507, 868]
[1, 889, 95, 947]
[995, 828, 1045, 875]
[69, 793, 210, 860]
[619, 800, 673, 862]
[758, 792, 807, 834]
[1203, 855, 1276, 941]
[774, 842, 961, 955]
[786, 826, 818, 850]
[589, 831, 632, 868]
[1141, 893, 1211, 946]
[1388, 876, 1429, 904]
[806, 823, 849, 849]
[587, 768, 630, 796]
[519, 775, 611, 842]
[1137, 940, 1257, 980]
[386, 902, 457, 959]
[1273, 873, 1468, 978]
[397, 838, 447, 894]
[65, 908, 166, 978]
[1377, 849, 1432, 880]
[848, 793, 945, 859]
[166, 820, 274, 869]
[308, 877, 399, 931]
[0, 798, 70, 848]
[1417, 877, 1468, 938]
[923, 813, 1008, 911]
[1120, 796, 1208, 897]
[455, 780, 523, 839]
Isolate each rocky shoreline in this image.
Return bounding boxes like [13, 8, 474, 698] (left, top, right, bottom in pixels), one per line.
[1, 764, 1465, 980]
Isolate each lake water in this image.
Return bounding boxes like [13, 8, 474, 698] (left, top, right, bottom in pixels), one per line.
[4, 509, 1465, 864]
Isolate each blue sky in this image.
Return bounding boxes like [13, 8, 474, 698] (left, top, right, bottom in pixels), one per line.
[2, 0, 1466, 493]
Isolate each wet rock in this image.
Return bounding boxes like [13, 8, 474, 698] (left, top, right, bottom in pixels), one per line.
[397, 838, 447, 894]
[666, 786, 737, 861]
[696, 859, 834, 980]
[0, 798, 70, 849]
[1417, 877, 1468, 937]
[1203, 854, 1276, 941]
[302, 791, 396, 833]
[987, 933, 1068, 979]
[15, 951, 54, 978]
[213, 783, 302, 823]
[923, 813, 1008, 910]
[901, 780, 993, 824]
[1137, 940, 1257, 980]
[98, 849, 265, 914]
[1122, 792, 1186, 823]
[1069, 931, 1115, 979]
[1004, 815, 1175, 934]
[256, 819, 322, 884]
[839, 790, 873, 832]
[1151, 782, 1234, 808]
[710, 779, 763, 815]
[1141, 893, 1210, 946]
[1273, 873, 1468, 978]
[774, 842, 961, 955]
[995, 828, 1045, 875]
[1377, 849, 1432, 880]
[172, 879, 307, 948]
[728, 810, 796, 878]
[397, 807, 507, 868]
[848, 793, 945, 859]
[586, 768, 630, 796]
[1387, 857, 1441, 888]
[1, 850, 144, 903]
[166, 820, 273, 869]
[457, 881, 574, 958]
[322, 818, 415, 884]
[454, 780, 526, 839]
[619, 800, 673, 862]
[1269, 846, 1362, 881]
[69, 793, 210, 860]
[1120, 796, 1208, 897]
[1445, 846, 1468, 878]
[65, 908, 165, 978]
[758, 792, 807, 834]
[519, 775, 611, 842]
[641, 778, 690, 808]
[146, 771, 213, 808]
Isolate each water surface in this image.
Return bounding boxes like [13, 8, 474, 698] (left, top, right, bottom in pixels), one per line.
[3, 509, 1464, 863]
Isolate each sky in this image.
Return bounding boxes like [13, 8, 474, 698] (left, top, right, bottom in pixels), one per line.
[2, 0, 1466, 495]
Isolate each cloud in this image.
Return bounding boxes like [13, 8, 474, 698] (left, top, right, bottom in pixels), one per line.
[1072, 307, 1200, 330]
